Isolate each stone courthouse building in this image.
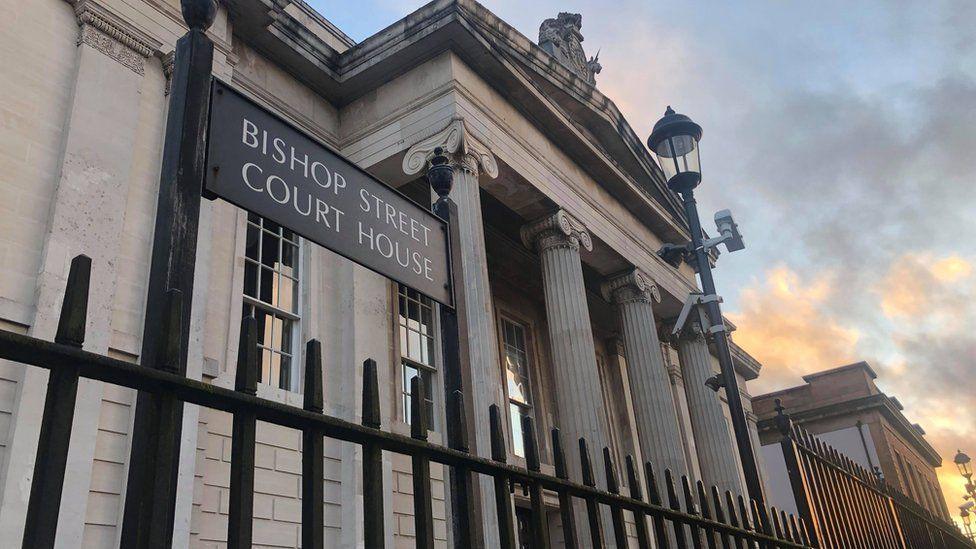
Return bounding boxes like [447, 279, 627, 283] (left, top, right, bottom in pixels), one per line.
[0, 0, 769, 546]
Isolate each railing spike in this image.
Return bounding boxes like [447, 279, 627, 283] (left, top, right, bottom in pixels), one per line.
[410, 376, 428, 440]
[228, 315, 258, 546]
[361, 358, 381, 429]
[22, 255, 91, 547]
[303, 340, 323, 413]
[489, 405, 516, 548]
[361, 361, 384, 549]
[665, 470, 688, 548]
[625, 456, 652, 549]
[55, 255, 92, 347]
[550, 428, 579, 548]
[697, 480, 719, 549]
[643, 462, 671, 548]
[603, 448, 628, 548]
[577, 438, 603, 548]
[301, 339, 324, 549]
[409, 376, 433, 547]
[523, 415, 541, 472]
[681, 475, 704, 549]
[451, 389, 469, 452]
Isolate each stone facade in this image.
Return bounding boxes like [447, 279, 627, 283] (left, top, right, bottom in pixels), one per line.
[0, 0, 767, 547]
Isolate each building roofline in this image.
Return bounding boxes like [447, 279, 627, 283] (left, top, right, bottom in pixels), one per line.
[800, 360, 877, 383]
[755, 392, 943, 467]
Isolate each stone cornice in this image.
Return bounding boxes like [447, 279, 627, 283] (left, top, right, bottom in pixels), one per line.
[520, 209, 592, 254]
[601, 269, 660, 305]
[402, 117, 498, 179]
[754, 393, 943, 467]
[71, 0, 162, 75]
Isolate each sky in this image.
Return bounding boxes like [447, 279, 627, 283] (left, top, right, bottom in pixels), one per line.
[311, 0, 976, 524]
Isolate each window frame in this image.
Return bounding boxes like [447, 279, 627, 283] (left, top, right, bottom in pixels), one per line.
[242, 213, 304, 393]
[395, 284, 439, 430]
[497, 313, 539, 459]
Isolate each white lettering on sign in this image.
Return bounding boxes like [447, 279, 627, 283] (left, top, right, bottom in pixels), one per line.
[207, 81, 451, 306]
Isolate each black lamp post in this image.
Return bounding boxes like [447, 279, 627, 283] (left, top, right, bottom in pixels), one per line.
[955, 450, 976, 502]
[962, 505, 975, 541]
[648, 106, 766, 505]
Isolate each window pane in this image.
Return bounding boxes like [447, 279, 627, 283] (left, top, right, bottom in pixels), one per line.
[254, 308, 269, 346]
[510, 404, 525, 457]
[244, 261, 258, 299]
[261, 349, 272, 384]
[260, 267, 275, 304]
[279, 355, 291, 389]
[281, 242, 298, 277]
[245, 224, 260, 262]
[278, 275, 296, 313]
[261, 230, 280, 269]
[279, 317, 294, 355]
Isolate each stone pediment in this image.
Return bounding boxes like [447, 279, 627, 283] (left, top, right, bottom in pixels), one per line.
[228, 0, 689, 243]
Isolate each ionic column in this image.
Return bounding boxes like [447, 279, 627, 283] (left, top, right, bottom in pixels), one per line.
[403, 118, 502, 547]
[602, 271, 688, 479]
[521, 211, 610, 481]
[676, 321, 747, 497]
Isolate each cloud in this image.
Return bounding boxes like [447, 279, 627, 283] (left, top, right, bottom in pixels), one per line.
[727, 266, 860, 392]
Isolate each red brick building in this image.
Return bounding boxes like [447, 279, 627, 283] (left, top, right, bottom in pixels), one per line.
[753, 361, 951, 520]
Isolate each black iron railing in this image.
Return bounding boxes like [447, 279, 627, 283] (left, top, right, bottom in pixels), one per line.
[7, 255, 814, 548]
[775, 400, 974, 549]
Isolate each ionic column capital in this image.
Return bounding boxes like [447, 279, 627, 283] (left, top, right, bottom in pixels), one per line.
[601, 269, 661, 305]
[520, 209, 593, 253]
[402, 117, 499, 179]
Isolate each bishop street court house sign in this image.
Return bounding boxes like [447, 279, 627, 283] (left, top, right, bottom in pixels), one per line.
[205, 79, 452, 306]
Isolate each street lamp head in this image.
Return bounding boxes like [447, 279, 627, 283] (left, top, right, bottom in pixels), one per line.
[956, 450, 973, 477]
[648, 106, 703, 194]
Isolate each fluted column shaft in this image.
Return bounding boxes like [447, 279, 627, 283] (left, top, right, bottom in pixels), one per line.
[523, 210, 613, 547]
[524, 211, 609, 479]
[677, 325, 747, 497]
[403, 119, 503, 547]
[604, 271, 688, 480]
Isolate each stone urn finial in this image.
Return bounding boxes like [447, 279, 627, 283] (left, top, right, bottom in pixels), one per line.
[181, 0, 217, 31]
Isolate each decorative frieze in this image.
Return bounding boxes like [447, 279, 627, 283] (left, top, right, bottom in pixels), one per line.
[72, 0, 161, 75]
[402, 117, 499, 179]
[520, 209, 593, 253]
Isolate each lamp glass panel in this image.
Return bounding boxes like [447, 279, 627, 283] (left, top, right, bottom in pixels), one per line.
[655, 134, 700, 182]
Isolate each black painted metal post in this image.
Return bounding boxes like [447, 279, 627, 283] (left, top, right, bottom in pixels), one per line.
[302, 340, 325, 549]
[522, 416, 551, 549]
[22, 255, 91, 549]
[361, 359, 386, 549]
[120, 1, 215, 546]
[489, 404, 517, 548]
[411, 376, 435, 549]
[774, 402, 820, 547]
[552, 429, 580, 549]
[428, 148, 480, 547]
[228, 316, 258, 546]
[678, 186, 766, 506]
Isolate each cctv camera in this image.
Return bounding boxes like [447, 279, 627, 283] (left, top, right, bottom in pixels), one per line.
[963, 501, 976, 511]
[714, 209, 745, 253]
[657, 243, 688, 268]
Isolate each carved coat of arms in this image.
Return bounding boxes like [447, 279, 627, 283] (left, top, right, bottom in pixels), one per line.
[539, 12, 602, 84]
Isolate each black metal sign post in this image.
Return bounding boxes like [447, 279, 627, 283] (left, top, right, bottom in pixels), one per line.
[426, 151, 481, 548]
[120, 1, 215, 547]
